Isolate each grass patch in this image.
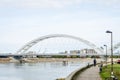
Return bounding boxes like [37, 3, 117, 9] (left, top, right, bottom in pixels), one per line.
[100, 64, 120, 80]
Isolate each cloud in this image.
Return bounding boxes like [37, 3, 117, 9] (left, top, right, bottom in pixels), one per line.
[0, 0, 120, 8]
[0, 0, 80, 8]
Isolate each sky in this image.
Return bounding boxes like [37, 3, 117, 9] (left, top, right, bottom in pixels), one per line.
[0, 0, 120, 53]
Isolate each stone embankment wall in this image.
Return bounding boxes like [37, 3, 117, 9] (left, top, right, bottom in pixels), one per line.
[0, 58, 11, 63]
[65, 64, 92, 80]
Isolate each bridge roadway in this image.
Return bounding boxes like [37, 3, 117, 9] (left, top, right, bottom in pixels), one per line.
[0, 53, 112, 57]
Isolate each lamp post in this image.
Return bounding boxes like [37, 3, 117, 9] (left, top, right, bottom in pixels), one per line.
[104, 45, 107, 66]
[106, 30, 113, 77]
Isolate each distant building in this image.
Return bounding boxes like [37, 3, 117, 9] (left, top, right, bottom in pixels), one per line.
[70, 50, 80, 54]
[59, 51, 68, 54]
[59, 52, 65, 54]
[80, 49, 97, 54]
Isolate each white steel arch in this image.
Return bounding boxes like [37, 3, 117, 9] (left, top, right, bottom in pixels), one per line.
[113, 42, 120, 51]
[16, 34, 103, 54]
[106, 43, 120, 55]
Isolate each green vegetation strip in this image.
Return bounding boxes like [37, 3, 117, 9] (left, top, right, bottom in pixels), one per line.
[100, 64, 120, 80]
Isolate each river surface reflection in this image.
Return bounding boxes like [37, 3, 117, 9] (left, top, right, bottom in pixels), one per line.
[0, 62, 88, 80]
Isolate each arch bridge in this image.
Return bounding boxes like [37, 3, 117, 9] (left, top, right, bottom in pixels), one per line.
[16, 34, 103, 55]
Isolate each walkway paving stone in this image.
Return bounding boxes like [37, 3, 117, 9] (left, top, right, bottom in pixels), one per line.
[75, 66, 102, 80]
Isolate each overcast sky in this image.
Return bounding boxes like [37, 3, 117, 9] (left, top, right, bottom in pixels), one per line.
[0, 0, 120, 53]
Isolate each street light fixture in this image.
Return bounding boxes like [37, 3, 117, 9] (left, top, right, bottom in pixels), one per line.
[106, 30, 114, 77]
[104, 45, 107, 66]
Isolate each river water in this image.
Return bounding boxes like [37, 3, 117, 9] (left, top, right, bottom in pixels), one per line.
[0, 61, 89, 80]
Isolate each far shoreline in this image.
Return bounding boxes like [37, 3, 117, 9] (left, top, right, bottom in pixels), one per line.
[0, 57, 95, 63]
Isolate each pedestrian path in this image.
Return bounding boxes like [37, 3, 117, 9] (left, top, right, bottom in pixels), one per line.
[75, 66, 102, 80]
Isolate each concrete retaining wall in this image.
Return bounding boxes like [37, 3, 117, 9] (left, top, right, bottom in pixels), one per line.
[65, 63, 93, 80]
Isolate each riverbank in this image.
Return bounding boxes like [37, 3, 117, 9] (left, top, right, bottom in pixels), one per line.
[27, 58, 94, 62]
[0, 57, 94, 63]
[0, 57, 119, 63]
[65, 58, 119, 80]
[0, 58, 12, 63]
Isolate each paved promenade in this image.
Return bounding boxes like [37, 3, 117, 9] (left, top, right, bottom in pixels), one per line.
[75, 66, 102, 80]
